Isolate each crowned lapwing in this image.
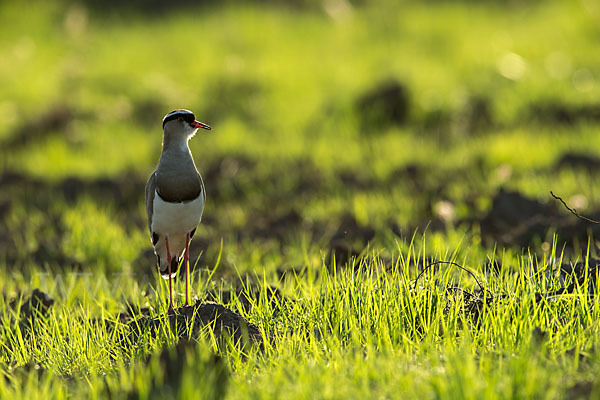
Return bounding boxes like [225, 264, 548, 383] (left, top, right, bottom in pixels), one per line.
[145, 109, 211, 311]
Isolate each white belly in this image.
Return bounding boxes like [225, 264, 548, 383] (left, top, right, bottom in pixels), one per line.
[151, 190, 204, 236]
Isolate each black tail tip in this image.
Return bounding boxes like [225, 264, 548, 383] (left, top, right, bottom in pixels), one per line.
[159, 257, 180, 279]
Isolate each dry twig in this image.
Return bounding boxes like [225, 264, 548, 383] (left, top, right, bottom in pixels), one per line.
[550, 191, 600, 224]
[415, 260, 489, 295]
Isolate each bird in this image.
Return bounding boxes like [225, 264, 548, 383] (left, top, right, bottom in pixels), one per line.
[145, 109, 211, 311]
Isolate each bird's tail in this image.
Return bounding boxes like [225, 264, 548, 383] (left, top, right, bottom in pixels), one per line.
[159, 256, 180, 279]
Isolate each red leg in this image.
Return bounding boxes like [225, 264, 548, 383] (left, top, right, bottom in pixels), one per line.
[165, 236, 173, 312]
[185, 232, 190, 306]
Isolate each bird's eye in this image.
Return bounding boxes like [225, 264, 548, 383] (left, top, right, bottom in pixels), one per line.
[177, 117, 183, 121]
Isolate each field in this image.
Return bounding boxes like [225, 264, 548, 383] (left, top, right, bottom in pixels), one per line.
[1, 0, 600, 398]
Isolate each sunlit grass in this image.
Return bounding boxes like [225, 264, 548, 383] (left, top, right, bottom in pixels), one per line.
[1, 0, 600, 398]
[62, 199, 147, 271]
[0, 237, 599, 398]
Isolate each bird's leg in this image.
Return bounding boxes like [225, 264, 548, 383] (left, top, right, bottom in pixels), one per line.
[185, 232, 190, 306]
[165, 236, 173, 312]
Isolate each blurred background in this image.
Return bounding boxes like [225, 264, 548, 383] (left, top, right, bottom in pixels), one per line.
[1, 0, 600, 286]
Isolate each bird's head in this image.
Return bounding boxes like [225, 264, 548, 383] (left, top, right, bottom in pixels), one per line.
[162, 109, 211, 139]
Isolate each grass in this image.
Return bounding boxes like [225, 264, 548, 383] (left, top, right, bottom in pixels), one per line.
[2, 240, 600, 398]
[1, 0, 600, 398]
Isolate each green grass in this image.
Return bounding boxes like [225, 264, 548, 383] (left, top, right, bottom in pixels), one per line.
[2, 240, 600, 398]
[2, 0, 600, 398]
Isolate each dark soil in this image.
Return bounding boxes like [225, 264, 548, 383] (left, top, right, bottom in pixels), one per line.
[242, 209, 304, 242]
[356, 79, 411, 131]
[477, 188, 600, 248]
[5, 289, 54, 326]
[538, 259, 600, 299]
[459, 95, 494, 134]
[0, 169, 147, 213]
[18, 289, 54, 320]
[327, 213, 376, 267]
[527, 100, 600, 125]
[5, 147, 600, 277]
[553, 152, 600, 174]
[386, 163, 428, 191]
[0, 105, 75, 151]
[566, 381, 595, 399]
[419, 94, 495, 139]
[337, 169, 377, 191]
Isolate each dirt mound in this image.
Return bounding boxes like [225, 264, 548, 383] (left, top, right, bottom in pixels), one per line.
[18, 289, 54, 320]
[327, 213, 376, 267]
[242, 209, 303, 242]
[553, 152, 600, 174]
[356, 80, 411, 131]
[1, 105, 74, 151]
[0, 170, 147, 212]
[421, 94, 494, 137]
[478, 188, 600, 248]
[527, 100, 600, 125]
[121, 301, 262, 347]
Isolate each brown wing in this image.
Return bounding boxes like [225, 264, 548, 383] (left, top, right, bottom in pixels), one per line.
[155, 170, 202, 202]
